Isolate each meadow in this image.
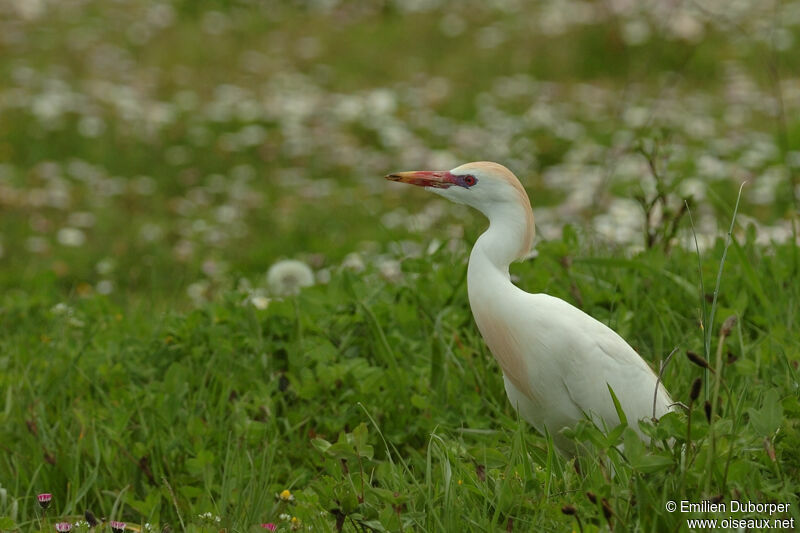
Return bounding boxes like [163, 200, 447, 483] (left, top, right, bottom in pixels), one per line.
[1, 0, 799, 531]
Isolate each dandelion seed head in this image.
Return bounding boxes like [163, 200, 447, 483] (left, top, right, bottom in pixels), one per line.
[267, 260, 314, 296]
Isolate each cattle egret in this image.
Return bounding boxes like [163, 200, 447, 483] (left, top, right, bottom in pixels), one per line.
[385, 161, 673, 454]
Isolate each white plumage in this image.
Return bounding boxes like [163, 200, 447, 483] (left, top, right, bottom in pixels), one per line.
[386, 161, 672, 454]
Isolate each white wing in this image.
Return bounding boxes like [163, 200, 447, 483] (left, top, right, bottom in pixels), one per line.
[478, 290, 672, 450]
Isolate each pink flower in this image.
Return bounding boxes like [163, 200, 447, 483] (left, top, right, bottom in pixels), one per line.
[261, 524, 277, 531]
[110, 521, 126, 532]
[37, 493, 52, 510]
[54, 523, 72, 532]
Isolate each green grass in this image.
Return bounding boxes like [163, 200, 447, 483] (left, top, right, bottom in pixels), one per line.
[2, 233, 799, 531]
[1, 0, 799, 531]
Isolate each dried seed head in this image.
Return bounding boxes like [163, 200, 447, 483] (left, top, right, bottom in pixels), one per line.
[561, 505, 577, 516]
[690, 378, 703, 402]
[720, 315, 737, 337]
[704, 400, 712, 423]
[686, 351, 715, 373]
[586, 491, 597, 504]
[601, 498, 614, 529]
[601, 498, 613, 516]
[710, 494, 724, 504]
[84, 510, 98, 527]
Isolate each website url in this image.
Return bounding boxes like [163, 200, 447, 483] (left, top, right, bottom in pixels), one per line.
[687, 517, 795, 529]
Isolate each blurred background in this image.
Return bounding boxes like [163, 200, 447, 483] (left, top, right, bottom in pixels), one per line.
[1, 0, 798, 307]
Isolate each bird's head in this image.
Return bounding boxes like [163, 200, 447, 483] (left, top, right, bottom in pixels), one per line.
[385, 161, 531, 216]
[385, 161, 535, 259]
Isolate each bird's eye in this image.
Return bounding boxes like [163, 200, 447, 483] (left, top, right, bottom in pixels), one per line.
[462, 175, 477, 187]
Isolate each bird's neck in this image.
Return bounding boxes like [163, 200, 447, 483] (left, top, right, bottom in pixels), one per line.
[466, 201, 536, 399]
[469, 201, 534, 277]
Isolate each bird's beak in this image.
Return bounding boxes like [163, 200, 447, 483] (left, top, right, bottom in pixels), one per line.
[384, 170, 454, 189]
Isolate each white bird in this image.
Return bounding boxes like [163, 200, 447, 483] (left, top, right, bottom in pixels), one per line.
[385, 161, 673, 454]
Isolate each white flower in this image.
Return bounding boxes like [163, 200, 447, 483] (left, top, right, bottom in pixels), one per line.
[96, 258, 116, 275]
[197, 512, 220, 523]
[96, 280, 114, 294]
[378, 258, 402, 283]
[316, 268, 331, 284]
[669, 12, 704, 42]
[51, 302, 85, 327]
[249, 294, 270, 310]
[51, 302, 72, 315]
[187, 280, 210, 304]
[621, 19, 651, 46]
[426, 239, 442, 255]
[139, 223, 164, 242]
[78, 116, 105, 138]
[57, 227, 86, 247]
[342, 252, 365, 273]
[267, 260, 314, 296]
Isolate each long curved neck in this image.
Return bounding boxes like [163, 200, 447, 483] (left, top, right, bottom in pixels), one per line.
[465, 199, 536, 399]
[469, 201, 534, 276]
